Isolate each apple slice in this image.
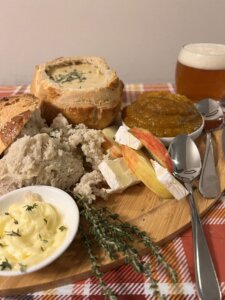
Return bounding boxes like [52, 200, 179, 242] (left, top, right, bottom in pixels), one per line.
[129, 127, 173, 173]
[102, 126, 122, 158]
[121, 145, 172, 198]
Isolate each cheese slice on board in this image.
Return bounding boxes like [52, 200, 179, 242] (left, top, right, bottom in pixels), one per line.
[151, 160, 189, 200]
[98, 157, 140, 193]
[115, 126, 142, 150]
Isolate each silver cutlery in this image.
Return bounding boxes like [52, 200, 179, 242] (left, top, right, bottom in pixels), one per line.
[195, 99, 223, 198]
[169, 135, 221, 300]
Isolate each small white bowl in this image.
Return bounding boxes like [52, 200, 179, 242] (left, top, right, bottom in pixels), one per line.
[0, 185, 79, 276]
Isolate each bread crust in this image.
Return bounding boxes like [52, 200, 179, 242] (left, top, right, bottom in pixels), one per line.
[31, 56, 124, 129]
[0, 94, 40, 155]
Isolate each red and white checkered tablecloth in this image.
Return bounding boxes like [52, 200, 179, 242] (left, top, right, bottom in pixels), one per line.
[0, 83, 224, 300]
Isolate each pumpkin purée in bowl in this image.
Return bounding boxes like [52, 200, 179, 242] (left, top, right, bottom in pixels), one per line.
[122, 91, 203, 138]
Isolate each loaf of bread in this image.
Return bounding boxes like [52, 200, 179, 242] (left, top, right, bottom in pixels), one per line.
[0, 94, 40, 155]
[31, 56, 124, 129]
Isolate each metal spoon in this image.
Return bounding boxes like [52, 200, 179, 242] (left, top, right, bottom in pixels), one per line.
[195, 98, 223, 198]
[168, 135, 221, 300]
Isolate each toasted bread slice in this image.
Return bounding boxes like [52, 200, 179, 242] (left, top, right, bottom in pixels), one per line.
[31, 56, 124, 129]
[0, 94, 40, 155]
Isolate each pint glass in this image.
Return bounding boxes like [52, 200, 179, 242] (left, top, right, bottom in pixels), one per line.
[176, 43, 225, 102]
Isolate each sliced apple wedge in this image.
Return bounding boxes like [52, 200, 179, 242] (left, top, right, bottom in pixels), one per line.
[121, 145, 173, 199]
[102, 126, 122, 158]
[129, 127, 173, 173]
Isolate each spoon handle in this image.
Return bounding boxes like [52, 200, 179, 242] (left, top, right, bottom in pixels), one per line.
[199, 131, 220, 198]
[184, 182, 221, 300]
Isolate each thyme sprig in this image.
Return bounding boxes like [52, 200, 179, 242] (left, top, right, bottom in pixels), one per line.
[80, 227, 117, 300]
[74, 195, 177, 299]
[117, 220, 178, 284]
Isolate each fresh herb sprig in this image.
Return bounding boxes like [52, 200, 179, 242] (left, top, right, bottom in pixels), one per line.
[80, 227, 117, 300]
[115, 218, 178, 284]
[74, 195, 178, 299]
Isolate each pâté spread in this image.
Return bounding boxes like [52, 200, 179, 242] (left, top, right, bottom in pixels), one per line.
[122, 91, 202, 137]
[0, 192, 67, 272]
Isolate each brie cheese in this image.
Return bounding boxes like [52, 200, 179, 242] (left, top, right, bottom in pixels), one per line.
[151, 160, 189, 200]
[115, 126, 142, 150]
[98, 157, 139, 193]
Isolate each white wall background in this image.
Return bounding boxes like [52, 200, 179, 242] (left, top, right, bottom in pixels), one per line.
[0, 0, 225, 85]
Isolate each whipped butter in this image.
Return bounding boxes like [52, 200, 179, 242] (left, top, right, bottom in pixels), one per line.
[0, 192, 67, 272]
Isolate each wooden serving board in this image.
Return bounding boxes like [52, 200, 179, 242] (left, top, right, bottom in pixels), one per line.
[0, 129, 224, 296]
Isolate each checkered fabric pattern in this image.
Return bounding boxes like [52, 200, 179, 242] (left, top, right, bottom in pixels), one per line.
[0, 84, 224, 300]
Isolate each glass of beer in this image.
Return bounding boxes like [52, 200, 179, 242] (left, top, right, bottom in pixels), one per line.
[176, 43, 225, 102]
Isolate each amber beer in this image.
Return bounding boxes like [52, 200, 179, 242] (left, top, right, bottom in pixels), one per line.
[176, 43, 225, 102]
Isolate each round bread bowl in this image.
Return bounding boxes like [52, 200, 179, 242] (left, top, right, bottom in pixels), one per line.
[31, 56, 124, 129]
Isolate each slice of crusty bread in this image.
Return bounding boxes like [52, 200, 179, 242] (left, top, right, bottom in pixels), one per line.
[31, 56, 124, 129]
[0, 94, 40, 155]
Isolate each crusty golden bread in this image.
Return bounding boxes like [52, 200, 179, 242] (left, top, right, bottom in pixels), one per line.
[31, 56, 124, 129]
[0, 94, 40, 155]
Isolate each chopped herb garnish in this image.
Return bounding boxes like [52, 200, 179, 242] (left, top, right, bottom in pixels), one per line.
[0, 243, 7, 247]
[0, 258, 12, 270]
[43, 218, 48, 224]
[4, 212, 19, 224]
[39, 234, 48, 243]
[40, 246, 44, 252]
[59, 226, 67, 232]
[19, 263, 27, 272]
[4, 229, 21, 237]
[24, 203, 38, 211]
[50, 69, 86, 84]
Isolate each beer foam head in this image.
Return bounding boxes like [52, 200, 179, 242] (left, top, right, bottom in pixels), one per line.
[178, 43, 225, 70]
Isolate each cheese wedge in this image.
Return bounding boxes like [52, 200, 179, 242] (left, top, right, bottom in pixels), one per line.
[151, 160, 189, 200]
[98, 157, 139, 193]
[115, 126, 142, 150]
